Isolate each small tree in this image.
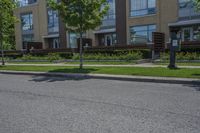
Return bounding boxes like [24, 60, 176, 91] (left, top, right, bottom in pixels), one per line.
[0, 0, 17, 65]
[195, 0, 200, 10]
[48, 0, 109, 69]
[195, 0, 200, 39]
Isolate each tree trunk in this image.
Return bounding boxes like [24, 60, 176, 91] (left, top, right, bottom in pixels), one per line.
[0, 33, 4, 66]
[79, 32, 83, 69]
[0, 12, 4, 66]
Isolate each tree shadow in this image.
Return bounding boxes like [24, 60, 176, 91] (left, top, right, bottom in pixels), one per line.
[29, 68, 98, 83]
[183, 83, 200, 91]
[168, 67, 181, 70]
[192, 74, 200, 78]
[48, 68, 98, 74]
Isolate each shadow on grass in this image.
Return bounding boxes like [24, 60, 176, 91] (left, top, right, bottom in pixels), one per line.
[29, 68, 99, 82]
[48, 68, 98, 74]
[168, 67, 181, 70]
[192, 74, 200, 78]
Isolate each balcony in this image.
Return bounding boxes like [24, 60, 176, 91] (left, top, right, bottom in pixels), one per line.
[179, 1, 200, 20]
[100, 13, 116, 29]
[17, 0, 37, 7]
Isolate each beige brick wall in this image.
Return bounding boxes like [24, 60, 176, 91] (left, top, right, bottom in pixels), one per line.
[126, 0, 178, 44]
[14, 1, 48, 50]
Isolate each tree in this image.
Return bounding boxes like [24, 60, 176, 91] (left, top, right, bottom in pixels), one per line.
[195, 0, 200, 10]
[0, 0, 17, 65]
[48, 0, 109, 69]
[194, 0, 200, 39]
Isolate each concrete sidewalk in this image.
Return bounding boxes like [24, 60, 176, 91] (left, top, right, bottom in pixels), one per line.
[5, 63, 200, 69]
[0, 70, 199, 85]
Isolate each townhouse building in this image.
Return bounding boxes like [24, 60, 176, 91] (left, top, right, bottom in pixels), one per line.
[14, 0, 200, 50]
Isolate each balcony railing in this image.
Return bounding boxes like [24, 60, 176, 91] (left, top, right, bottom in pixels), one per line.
[179, 1, 200, 20]
[101, 13, 116, 28]
[17, 0, 37, 7]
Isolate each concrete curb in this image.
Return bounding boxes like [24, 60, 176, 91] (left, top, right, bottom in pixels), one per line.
[0, 70, 199, 85]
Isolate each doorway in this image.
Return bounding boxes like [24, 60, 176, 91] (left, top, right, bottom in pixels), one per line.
[52, 38, 60, 48]
[105, 34, 112, 46]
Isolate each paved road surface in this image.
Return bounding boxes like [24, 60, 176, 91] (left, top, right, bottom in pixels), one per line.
[0, 74, 200, 133]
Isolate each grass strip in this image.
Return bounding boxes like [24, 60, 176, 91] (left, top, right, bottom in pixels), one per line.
[0, 65, 200, 79]
[155, 62, 200, 66]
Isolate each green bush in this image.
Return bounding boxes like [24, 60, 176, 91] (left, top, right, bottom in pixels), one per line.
[84, 49, 151, 59]
[21, 54, 35, 61]
[58, 52, 73, 59]
[160, 52, 200, 61]
[47, 53, 62, 62]
[72, 51, 143, 61]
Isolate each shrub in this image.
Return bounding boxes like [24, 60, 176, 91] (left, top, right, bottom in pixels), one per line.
[58, 52, 73, 59]
[160, 52, 200, 61]
[21, 54, 34, 61]
[72, 50, 143, 61]
[47, 53, 62, 62]
[84, 49, 151, 59]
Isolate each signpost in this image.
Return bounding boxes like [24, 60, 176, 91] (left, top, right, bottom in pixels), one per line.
[168, 32, 181, 69]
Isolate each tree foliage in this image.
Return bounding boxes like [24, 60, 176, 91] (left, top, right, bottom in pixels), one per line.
[195, 0, 200, 10]
[0, 0, 17, 50]
[48, 0, 109, 32]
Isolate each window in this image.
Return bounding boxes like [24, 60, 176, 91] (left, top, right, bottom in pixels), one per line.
[48, 9, 59, 33]
[18, 0, 37, 7]
[130, 0, 156, 17]
[130, 24, 156, 44]
[22, 34, 34, 49]
[68, 32, 86, 48]
[179, 0, 200, 20]
[181, 26, 200, 41]
[101, 0, 116, 28]
[21, 13, 33, 31]
[104, 0, 116, 20]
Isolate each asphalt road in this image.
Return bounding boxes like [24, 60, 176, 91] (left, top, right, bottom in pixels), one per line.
[0, 74, 200, 133]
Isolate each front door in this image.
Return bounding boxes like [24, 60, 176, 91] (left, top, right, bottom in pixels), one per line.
[53, 38, 60, 48]
[105, 34, 112, 46]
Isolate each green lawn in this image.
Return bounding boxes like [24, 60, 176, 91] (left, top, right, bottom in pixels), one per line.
[155, 62, 200, 66]
[0, 65, 200, 79]
[6, 61, 136, 65]
[65, 61, 136, 65]
[7, 61, 53, 64]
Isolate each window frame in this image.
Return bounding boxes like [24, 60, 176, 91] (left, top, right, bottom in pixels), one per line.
[21, 12, 33, 32]
[129, 24, 156, 45]
[129, 0, 156, 17]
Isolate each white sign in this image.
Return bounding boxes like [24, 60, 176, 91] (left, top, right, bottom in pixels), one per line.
[172, 40, 178, 47]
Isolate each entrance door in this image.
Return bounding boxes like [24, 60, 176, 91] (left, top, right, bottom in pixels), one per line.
[53, 38, 60, 48]
[105, 34, 112, 46]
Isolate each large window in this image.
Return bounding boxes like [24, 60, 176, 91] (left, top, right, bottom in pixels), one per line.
[68, 32, 86, 48]
[181, 26, 200, 41]
[18, 0, 37, 7]
[130, 0, 156, 17]
[48, 9, 59, 33]
[130, 24, 156, 44]
[21, 13, 33, 31]
[101, 0, 116, 28]
[104, 0, 116, 20]
[179, 0, 200, 20]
